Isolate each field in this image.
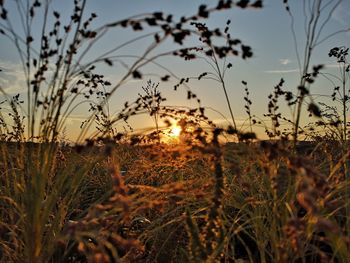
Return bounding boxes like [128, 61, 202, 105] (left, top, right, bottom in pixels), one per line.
[1, 0, 350, 262]
[1, 139, 350, 262]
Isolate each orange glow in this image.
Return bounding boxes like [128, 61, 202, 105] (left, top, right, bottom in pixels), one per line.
[169, 126, 182, 137]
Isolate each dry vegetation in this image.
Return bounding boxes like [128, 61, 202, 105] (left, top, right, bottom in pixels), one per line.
[1, 0, 350, 262]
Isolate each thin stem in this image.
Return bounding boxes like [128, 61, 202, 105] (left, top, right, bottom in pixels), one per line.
[210, 47, 237, 131]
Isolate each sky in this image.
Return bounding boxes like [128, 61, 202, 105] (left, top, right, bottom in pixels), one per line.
[0, 0, 350, 141]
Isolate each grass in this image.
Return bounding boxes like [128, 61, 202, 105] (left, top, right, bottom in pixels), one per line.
[3, 139, 350, 262]
[1, 0, 350, 262]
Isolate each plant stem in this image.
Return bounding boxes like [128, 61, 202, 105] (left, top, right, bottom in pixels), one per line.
[212, 51, 237, 131]
[342, 65, 347, 141]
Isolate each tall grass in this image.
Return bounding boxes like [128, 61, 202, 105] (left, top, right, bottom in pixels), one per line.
[0, 0, 350, 263]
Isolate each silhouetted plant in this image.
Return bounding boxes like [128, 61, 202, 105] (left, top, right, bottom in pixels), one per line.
[175, 18, 256, 134]
[139, 80, 163, 142]
[283, 0, 350, 145]
[317, 46, 350, 142]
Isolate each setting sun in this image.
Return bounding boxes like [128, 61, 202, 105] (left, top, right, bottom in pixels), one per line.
[169, 126, 182, 137]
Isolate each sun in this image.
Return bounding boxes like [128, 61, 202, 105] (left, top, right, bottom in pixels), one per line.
[169, 126, 182, 137]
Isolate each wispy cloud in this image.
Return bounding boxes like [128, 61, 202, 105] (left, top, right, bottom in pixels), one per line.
[0, 60, 26, 94]
[64, 114, 88, 124]
[212, 117, 248, 127]
[324, 63, 343, 69]
[264, 58, 297, 74]
[264, 68, 299, 74]
[265, 63, 345, 75]
[279, 58, 292, 65]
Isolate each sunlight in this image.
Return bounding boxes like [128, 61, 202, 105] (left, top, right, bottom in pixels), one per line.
[169, 126, 182, 137]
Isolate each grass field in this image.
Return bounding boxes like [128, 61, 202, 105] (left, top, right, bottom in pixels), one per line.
[1, 139, 350, 262]
[1, 0, 350, 262]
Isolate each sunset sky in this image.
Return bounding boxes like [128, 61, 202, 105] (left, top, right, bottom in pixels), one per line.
[0, 0, 350, 140]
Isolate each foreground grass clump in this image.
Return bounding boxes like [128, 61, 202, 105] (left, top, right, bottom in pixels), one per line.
[2, 137, 350, 262]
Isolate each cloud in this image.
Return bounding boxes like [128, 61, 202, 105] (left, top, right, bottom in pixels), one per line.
[0, 60, 27, 94]
[264, 59, 298, 74]
[212, 117, 248, 127]
[324, 63, 344, 69]
[279, 59, 292, 65]
[64, 114, 89, 124]
[264, 68, 299, 74]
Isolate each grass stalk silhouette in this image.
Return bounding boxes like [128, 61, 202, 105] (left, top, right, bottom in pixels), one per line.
[283, 0, 350, 145]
